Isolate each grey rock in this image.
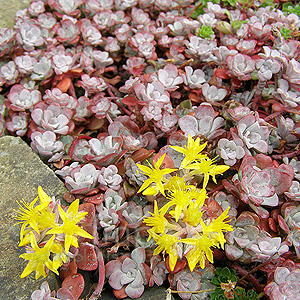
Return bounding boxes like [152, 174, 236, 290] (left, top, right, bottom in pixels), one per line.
[0, 136, 67, 300]
[0, 0, 30, 28]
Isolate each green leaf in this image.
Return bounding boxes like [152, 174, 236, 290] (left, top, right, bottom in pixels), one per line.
[211, 276, 221, 285]
[246, 289, 260, 300]
[215, 267, 223, 276]
[282, 2, 293, 12]
[189, 5, 204, 19]
[197, 25, 214, 39]
[220, 267, 231, 278]
[280, 27, 292, 40]
[180, 99, 192, 109]
[223, 0, 236, 6]
[231, 20, 247, 30]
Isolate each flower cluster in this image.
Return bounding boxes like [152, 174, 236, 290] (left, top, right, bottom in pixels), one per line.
[140, 135, 232, 271]
[14, 186, 93, 279]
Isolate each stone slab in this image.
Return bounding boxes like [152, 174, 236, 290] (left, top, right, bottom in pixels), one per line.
[0, 0, 30, 28]
[0, 136, 68, 300]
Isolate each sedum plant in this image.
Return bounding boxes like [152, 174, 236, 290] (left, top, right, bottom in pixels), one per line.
[139, 135, 232, 272]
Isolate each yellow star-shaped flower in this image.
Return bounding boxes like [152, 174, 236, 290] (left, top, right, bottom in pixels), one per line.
[170, 135, 208, 168]
[47, 201, 93, 253]
[20, 232, 57, 279]
[137, 154, 177, 196]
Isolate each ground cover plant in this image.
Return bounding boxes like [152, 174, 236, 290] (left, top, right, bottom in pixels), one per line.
[4, 0, 300, 299]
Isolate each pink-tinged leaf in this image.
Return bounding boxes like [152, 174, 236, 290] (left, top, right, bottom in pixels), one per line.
[140, 262, 152, 285]
[89, 248, 105, 300]
[78, 203, 95, 226]
[206, 200, 223, 218]
[178, 115, 199, 137]
[122, 258, 137, 273]
[131, 247, 146, 266]
[268, 218, 277, 232]
[75, 242, 98, 271]
[152, 152, 175, 169]
[222, 179, 240, 198]
[106, 260, 122, 278]
[109, 269, 124, 290]
[194, 103, 216, 119]
[249, 202, 269, 219]
[225, 244, 243, 260]
[278, 215, 290, 234]
[56, 288, 76, 300]
[255, 154, 273, 169]
[235, 211, 259, 227]
[125, 283, 144, 299]
[62, 273, 85, 300]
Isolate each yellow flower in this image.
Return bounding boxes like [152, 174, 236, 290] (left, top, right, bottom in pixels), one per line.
[152, 232, 179, 271]
[64, 199, 89, 223]
[185, 158, 230, 188]
[20, 232, 57, 279]
[201, 207, 233, 248]
[14, 197, 48, 234]
[37, 186, 52, 205]
[51, 241, 68, 271]
[181, 234, 214, 271]
[47, 202, 93, 253]
[143, 201, 169, 235]
[137, 154, 177, 196]
[170, 135, 207, 168]
[167, 186, 203, 222]
[183, 200, 204, 227]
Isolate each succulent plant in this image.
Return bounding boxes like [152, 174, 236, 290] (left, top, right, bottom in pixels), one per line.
[181, 66, 206, 89]
[217, 138, 245, 166]
[248, 236, 289, 262]
[237, 114, 269, 154]
[105, 247, 151, 299]
[208, 191, 239, 220]
[225, 211, 260, 263]
[265, 261, 300, 300]
[226, 53, 255, 81]
[231, 154, 294, 218]
[169, 265, 216, 300]
[98, 165, 122, 191]
[148, 255, 168, 287]
[31, 102, 75, 135]
[178, 103, 225, 140]
[30, 281, 58, 300]
[6, 111, 28, 136]
[211, 267, 259, 300]
[31, 131, 64, 160]
[285, 181, 300, 201]
[56, 162, 100, 194]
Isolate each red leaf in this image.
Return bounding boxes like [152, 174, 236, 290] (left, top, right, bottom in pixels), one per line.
[83, 193, 104, 205]
[60, 259, 78, 281]
[79, 203, 95, 226]
[165, 256, 186, 274]
[215, 68, 232, 79]
[62, 273, 85, 300]
[113, 286, 127, 299]
[121, 96, 139, 106]
[75, 242, 98, 271]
